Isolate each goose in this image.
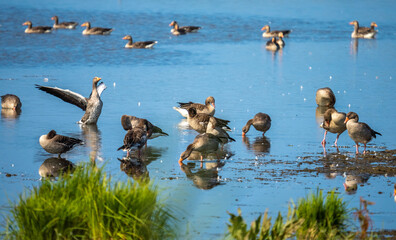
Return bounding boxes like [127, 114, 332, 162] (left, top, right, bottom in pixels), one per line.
[173, 96, 215, 117]
[277, 32, 285, 48]
[39, 130, 83, 157]
[242, 112, 271, 136]
[121, 115, 168, 139]
[320, 108, 346, 147]
[122, 35, 157, 49]
[23, 21, 52, 34]
[261, 25, 291, 38]
[315, 87, 336, 107]
[349, 21, 377, 39]
[1, 94, 22, 110]
[169, 21, 201, 33]
[117, 123, 149, 158]
[81, 22, 112, 35]
[51, 16, 78, 29]
[179, 133, 222, 165]
[344, 112, 381, 154]
[169, 21, 187, 35]
[206, 120, 235, 145]
[39, 157, 75, 178]
[187, 107, 231, 133]
[266, 37, 280, 51]
[35, 76, 107, 125]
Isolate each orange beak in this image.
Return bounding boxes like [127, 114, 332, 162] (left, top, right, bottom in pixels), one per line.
[344, 117, 349, 124]
[349, 21, 354, 25]
[212, 103, 215, 108]
[122, 36, 127, 40]
[178, 158, 184, 166]
[22, 22, 27, 26]
[81, 23, 86, 27]
[374, 23, 378, 27]
[169, 23, 173, 26]
[242, 132, 246, 137]
[261, 26, 266, 31]
[51, 17, 55, 20]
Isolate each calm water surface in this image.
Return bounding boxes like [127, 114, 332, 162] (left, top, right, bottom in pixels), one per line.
[1, 0, 396, 238]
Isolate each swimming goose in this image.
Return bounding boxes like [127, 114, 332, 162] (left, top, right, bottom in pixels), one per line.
[266, 37, 280, 51]
[51, 16, 78, 29]
[169, 22, 187, 35]
[81, 22, 113, 35]
[187, 107, 231, 133]
[121, 115, 168, 139]
[39, 130, 83, 157]
[320, 108, 346, 147]
[169, 21, 201, 33]
[23, 21, 52, 34]
[344, 112, 381, 154]
[242, 112, 271, 136]
[349, 21, 377, 39]
[277, 32, 285, 48]
[315, 87, 336, 107]
[173, 96, 215, 117]
[117, 123, 149, 158]
[261, 25, 291, 38]
[179, 133, 222, 165]
[35, 76, 107, 125]
[122, 35, 158, 49]
[1, 94, 22, 110]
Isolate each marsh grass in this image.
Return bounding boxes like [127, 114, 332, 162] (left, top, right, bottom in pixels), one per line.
[1, 164, 176, 240]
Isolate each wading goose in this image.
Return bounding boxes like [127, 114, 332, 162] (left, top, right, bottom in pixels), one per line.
[320, 108, 346, 147]
[1, 94, 22, 110]
[266, 37, 280, 51]
[349, 21, 377, 39]
[169, 21, 201, 33]
[277, 32, 285, 48]
[51, 16, 78, 29]
[206, 120, 235, 145]
[35, 77, 107, 125]
[23, 21, 52, 33]
[242, 112, 271, 136]
[169, 22, 187, 35]
[81, 22, 113, 35]
[261, 25, 291, 38]
[117, 123, 149, 158]
[173, 96, 215, 117]
[344, 112, 381, 154]
[187, 107, 231, 133]
[39, 130, 83, 157]
[316, 87, 336, 107]
[122, 35, 158, 49]
[179, 133, 222, 165]
[121, 115, 168, 139]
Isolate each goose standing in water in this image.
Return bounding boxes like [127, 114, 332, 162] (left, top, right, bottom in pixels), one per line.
[266, 37, 280, 51]
[51, 16, 78, 29]
[349, 21, 377, 39]
[122, 35, 158, 49]
[118, 121, 149, 158]
[23, 21, 52, 33]
[35, 77, 107, 125]
[315, 87, 336, 107]
[169, 21, 201, 33]
[81, 22, 113, 35]
[261, 25, 291, 38]
[320, 108, 346, 147]
[242, 112, 271, 137]
[344, 112, 381, 154]
[1, 94, 22, 110]
[277, 32, 285, 48]
[173, 96, 215, 117]
[179, 133, 222, 165]
[121, 115, 168, 139]
[187, 107, 231, 133]
[39, 130, 83, 157]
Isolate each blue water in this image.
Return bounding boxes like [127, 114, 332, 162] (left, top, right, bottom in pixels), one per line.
[1, 0, 396, 238]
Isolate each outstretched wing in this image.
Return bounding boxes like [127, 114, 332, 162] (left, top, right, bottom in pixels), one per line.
[35, 84, 87, 111]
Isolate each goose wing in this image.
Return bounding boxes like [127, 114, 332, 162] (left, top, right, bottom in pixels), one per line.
[35, 84, 87, 111]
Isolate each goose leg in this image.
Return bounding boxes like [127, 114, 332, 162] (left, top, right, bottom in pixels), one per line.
[321, 131, 328, 147]
[334, 133, 340, 146]
[355, 143, 359, 154]
[363, 144, 367, 154]
[126, 150, 130, 158]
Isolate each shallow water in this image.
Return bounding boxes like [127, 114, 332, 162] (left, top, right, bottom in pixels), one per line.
[1, 0, 396, 238]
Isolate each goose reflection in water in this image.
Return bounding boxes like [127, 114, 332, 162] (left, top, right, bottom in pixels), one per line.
[1, 108, 21, 119]
[39, 157, 75, 178]
[179, 161, 225, 190]
[242, 136, 271, 155]
[80, 124, 102, 162]
[343, 172, 370, 195]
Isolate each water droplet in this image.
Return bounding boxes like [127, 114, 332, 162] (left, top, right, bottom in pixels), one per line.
[113, 82, 116, 87]
[329, 76, 332, 79]
[309, 66, 312, 70]
[138, 102, 141, 107]
[43, 78, 48, 82]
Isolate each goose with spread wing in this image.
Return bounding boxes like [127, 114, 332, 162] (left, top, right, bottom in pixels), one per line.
[35, 77, 107, 125]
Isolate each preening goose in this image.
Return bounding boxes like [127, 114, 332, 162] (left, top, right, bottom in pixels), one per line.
[349, 21, 377, 39]
[242, 112, 271, 136]
[315, 87, 336, 107]
[1, 94, 22, 110]
[51, 16, 78, 29]
[173, 96, 215, 117]
[121, 115, 168, 139]
[344, 112, 381, 154]
[179, 133, 222, 165]
[320, 108, 346, 147]
[187, 107, 231, 133]
[81, 22, 113, 35]
[39, 130, 83, 157]
[117, 122, 149, 158]
[23, 21, 52, 33]
[169, 21, 201, 33]
[122, 35, 158, 49]
[261, 25, 291, 38]
[35, 77, 107, 125]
